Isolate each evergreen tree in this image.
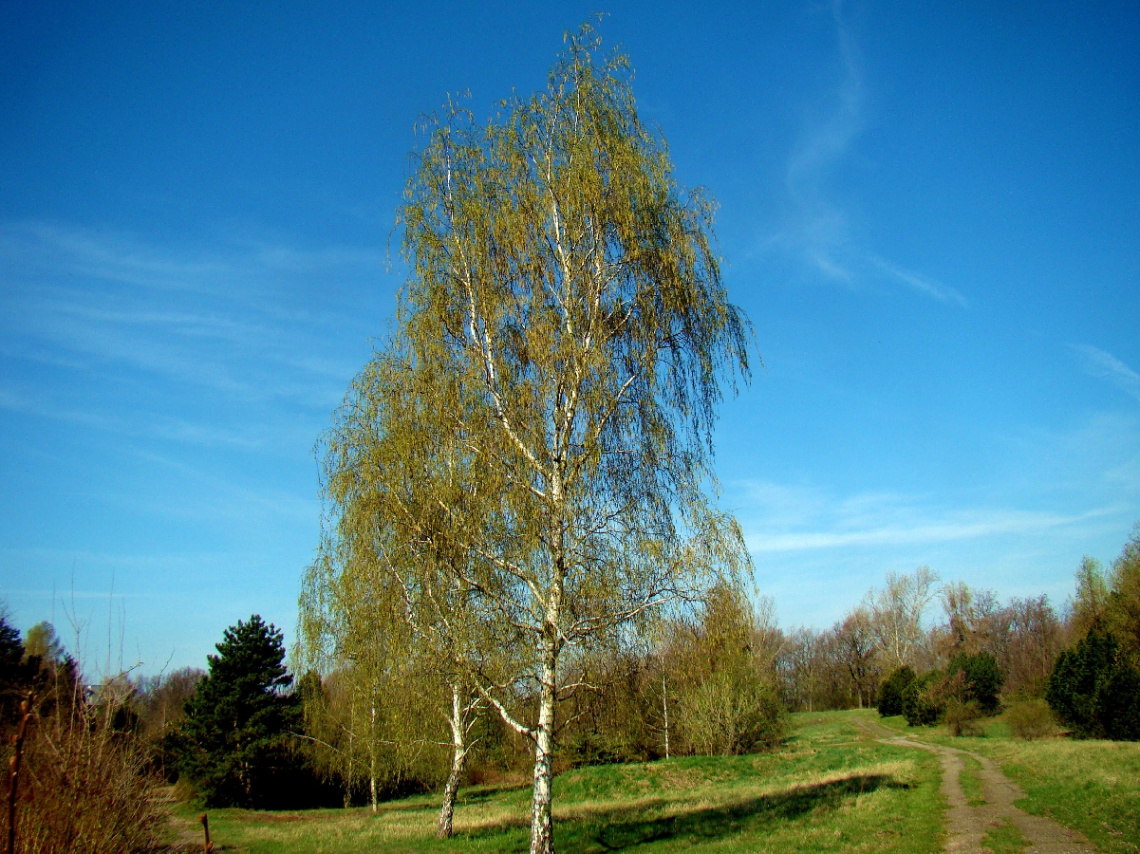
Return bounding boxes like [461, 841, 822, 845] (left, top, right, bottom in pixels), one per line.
[0, 613, 28, 724]
[169, 615, 300, 806]
[877, 666, 916, 717]
[1097, 663, 1140, 741]
[1046, 628, 1140, 740]
[948, 651, 1004, 713]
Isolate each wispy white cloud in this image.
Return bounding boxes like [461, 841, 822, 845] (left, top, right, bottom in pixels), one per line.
[0, 222, 231, 294]
[0, 383, 296, 451]
[123, 446, 321, 526]
[865, 253, 969, 308]
[734, 479, 1114, 556]
[748, 509, 1100, 554]
[784, 1, 863, 192]
[0, 386, 121, 432]
[0, 220, 383, 447]
[779, 1, 863, 283]
[0, 221, 386, 296]
[771, 1, 965, 308]
[1072, 344, 1140, 402]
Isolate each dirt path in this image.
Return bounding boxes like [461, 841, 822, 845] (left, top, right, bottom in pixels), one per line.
[859, 718, 1094, 853]
[153, 786, 215, 853]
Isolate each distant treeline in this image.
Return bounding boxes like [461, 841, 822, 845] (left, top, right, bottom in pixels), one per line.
[2, 525, 1137, 839]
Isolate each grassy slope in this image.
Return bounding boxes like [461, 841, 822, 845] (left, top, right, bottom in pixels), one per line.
[877, 712, 1140, 854]
[173, 711, 944, 854]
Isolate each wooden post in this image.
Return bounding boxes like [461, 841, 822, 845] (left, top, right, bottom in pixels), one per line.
[6, 694, 33, 854]
[199, 813, 212, 853]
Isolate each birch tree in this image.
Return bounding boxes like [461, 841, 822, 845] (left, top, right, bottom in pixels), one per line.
[298, 551, 446, 812]
[327, 25, 752, 854]
[864, 566, 940, 670]
[299, 471, 486, 835]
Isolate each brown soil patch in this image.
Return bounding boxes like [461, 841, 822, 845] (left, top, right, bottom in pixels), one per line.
[151, 786, 226, 853]
[859, 718, 1095, 853]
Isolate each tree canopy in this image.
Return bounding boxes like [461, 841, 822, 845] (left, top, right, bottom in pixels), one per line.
[313, 24, 753, 854]
[169, 615, 300, 807]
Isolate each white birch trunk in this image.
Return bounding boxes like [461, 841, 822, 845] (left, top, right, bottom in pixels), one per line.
[369, 695, 378, 813]
[529, 649, 557, 854]
[526, 456, 565, 854]
[437, 684, 468, 839]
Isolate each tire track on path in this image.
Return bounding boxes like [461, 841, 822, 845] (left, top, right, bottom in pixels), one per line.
[858, 717, 1095, 853]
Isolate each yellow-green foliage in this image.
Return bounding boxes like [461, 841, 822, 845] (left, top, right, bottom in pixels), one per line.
[1005, 698, 1058, 741]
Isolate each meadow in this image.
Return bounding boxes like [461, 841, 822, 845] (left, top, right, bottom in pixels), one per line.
[166, 709, 1139, 854]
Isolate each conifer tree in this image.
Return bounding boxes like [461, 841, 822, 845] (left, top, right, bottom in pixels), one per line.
[170, 615, 300, 807]
[0, 613, 28, 723]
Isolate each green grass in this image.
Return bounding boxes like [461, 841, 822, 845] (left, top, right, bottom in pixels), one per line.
[957, 753, 986, 807]
[167, 711, 1140, 853]
[876, 710, 1140, 854]
[981, 817, 1027, 854]
[168, 711, 944, 853]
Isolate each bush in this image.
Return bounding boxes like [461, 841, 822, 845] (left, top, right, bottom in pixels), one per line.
[944, 698, 983, 737]
[679, 670, 786, 755]
[877, 666, 916, 717]
[1006, 698, 1058, 741]
[902, 670, 945, 726]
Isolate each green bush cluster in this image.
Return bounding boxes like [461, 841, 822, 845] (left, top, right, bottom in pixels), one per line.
[943, 699, 984, 737]
[902, 670, 945, 726]
[1046, 630, 1140, 741]
[948, 651, 1003, 713]
[882, 653, 1004, 730]
[680, 669, 786, 756]
[876, 666, 916, 717]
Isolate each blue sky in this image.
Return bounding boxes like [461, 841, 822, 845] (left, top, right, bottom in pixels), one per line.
[2, 1, 1138, 677]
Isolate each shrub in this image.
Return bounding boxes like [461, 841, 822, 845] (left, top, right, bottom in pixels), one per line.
[944, 698, 984, 737]
[877, 666, 916, 717]
[903, 670, 945, 726]
[1006, 698, 1058, 741]
[1, 691, 164, 854]
[679, 670, 786, 755]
